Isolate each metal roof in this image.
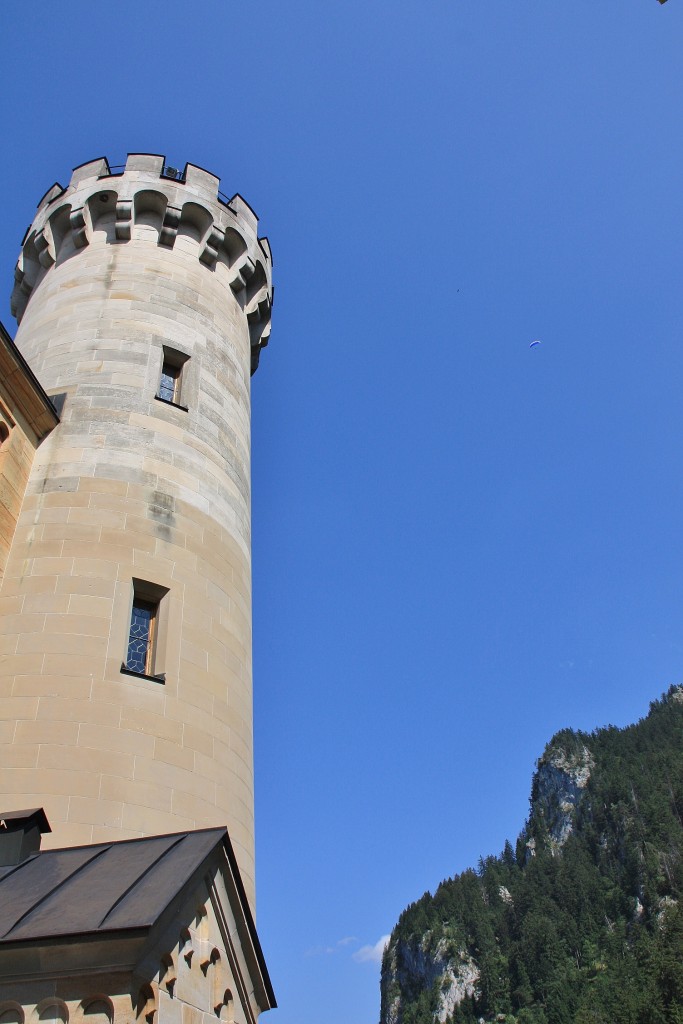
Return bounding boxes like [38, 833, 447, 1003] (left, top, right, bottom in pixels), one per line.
[0, 825, 276, 1008]
[0, 827, 224, 943]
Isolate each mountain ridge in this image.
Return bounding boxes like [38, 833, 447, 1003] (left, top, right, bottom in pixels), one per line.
[380, 688, 683, 1024]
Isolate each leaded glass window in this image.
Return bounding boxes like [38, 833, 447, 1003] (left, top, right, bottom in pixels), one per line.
[126, 599, 156, 674]
[157, 347, 189, 407]
[159, 362, 180, 403]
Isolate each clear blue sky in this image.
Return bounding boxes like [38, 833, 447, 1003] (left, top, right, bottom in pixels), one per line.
[2, 3, 683, 1022]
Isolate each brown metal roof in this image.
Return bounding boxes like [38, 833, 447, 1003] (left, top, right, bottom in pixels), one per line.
[0, 826, 275, 1007]
[0, 827, 224, 942]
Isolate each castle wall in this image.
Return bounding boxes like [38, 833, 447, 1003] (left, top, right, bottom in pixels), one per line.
[0, 156, 273, 909]
[0, 405, 37, 584]
[0, 327, 59, 583]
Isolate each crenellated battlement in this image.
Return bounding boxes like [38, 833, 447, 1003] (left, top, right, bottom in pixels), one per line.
[11, 154, 273, 372]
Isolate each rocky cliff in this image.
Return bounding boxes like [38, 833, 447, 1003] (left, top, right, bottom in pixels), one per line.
[380, 688, 683, 1024]
[525, 738, 593, 854]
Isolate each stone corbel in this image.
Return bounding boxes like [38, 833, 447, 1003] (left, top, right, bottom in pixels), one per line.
[199, 226, 224, 268]
[115, 199, 133, 240]
[10, 266, 32, 319]
[246, 290, 271, 325]
[248, 297, 272, 374]
[34, 230, 55, 269]
[70, 207, 88, 249]
[229, 255, 255, 294]
[159, 204, 181, 248]
[250, 338, 263, 375]
[15, 264, 33, 300]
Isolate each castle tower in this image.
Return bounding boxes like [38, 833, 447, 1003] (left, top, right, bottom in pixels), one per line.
[0, 154, 273, 909]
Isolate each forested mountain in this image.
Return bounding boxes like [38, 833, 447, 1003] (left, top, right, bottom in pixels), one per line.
[380, 688, 683, 1024]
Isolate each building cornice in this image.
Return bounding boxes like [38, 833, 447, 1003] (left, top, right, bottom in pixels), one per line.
[0, 321, 59, 441]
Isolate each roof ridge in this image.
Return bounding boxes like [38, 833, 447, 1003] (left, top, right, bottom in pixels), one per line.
[42, 825, 226, 856]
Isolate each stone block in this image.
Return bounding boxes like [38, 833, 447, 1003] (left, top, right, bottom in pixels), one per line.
[68, 795, 123, 828]
[21, 593, 71, 614]
[36, 696, 117, 726]
[0, 694, 39, 720]
[121, 802, 193, 836]
[1, 744, 39, 768]
[38, 743, 135, 780]
[100, 773, 173, 813]
[15, 719, 80, 746]
[154, 736, 195, 772]
[57, 575, 116, 598]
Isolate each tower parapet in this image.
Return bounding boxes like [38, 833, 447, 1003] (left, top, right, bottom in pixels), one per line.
[11, 153, 272, 373]
[0, 154, 273, 909]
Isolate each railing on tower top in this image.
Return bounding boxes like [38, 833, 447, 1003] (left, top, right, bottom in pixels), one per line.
[97, 165, 236, 209]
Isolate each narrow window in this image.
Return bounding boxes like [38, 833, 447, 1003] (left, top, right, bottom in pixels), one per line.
[126, 598, 157, 674]
[159, 362, 181, 403]
[122, 579, 169, 681]
[156, 347, 189, 408]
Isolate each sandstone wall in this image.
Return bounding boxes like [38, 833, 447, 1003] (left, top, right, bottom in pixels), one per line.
[0, 155, 273, 909]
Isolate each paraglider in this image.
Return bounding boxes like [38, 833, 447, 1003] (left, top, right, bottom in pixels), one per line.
[529, 340, 542, 348]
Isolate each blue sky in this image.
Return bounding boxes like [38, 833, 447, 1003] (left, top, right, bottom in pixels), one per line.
[2, 3, 683, 1022]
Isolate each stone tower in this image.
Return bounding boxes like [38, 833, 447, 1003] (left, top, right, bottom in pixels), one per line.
[1, 154, 273, 909]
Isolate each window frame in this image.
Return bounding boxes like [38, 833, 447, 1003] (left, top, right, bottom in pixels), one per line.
[155, 346, 190, 410]
[120, 579, 169, 683]
[126, 598, 157, 675]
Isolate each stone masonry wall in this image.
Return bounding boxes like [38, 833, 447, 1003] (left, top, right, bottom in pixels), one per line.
[0, 156, 273, 909]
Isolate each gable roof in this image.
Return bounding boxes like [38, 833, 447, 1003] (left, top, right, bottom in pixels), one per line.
[0, 825, 275, 1007]
[0, 828, 222, 942]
